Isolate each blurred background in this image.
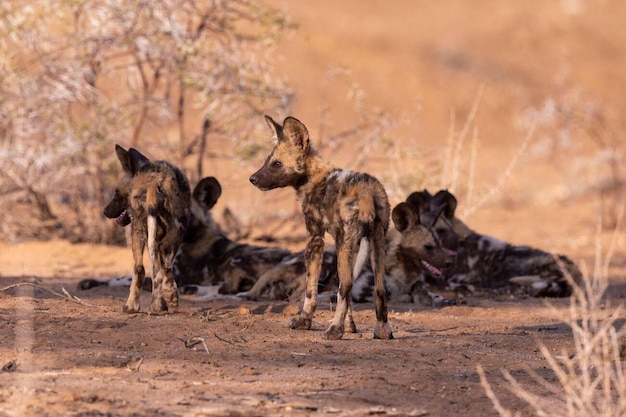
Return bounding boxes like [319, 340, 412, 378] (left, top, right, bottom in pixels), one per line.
[0, 0, 623, 258]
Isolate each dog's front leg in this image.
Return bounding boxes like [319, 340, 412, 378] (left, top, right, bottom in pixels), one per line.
[289, 234, 324, 331]
[124, 232, 145, 313]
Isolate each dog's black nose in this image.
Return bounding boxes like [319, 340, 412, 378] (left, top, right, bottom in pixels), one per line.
[249, 175, 258, 185]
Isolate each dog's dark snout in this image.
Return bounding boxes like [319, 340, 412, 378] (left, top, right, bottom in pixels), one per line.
[249, 175, 258, 186]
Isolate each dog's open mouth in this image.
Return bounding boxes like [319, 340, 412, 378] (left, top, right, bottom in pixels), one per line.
[421, 259, 442, 277]
[116, 210, 131, 226]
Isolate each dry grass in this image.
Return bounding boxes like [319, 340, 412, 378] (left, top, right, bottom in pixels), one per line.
[478, 206, 626, 417]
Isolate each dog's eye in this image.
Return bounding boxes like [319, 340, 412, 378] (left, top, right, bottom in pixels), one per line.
[272, 160, 282, 168]
[424, 244, 435, 251]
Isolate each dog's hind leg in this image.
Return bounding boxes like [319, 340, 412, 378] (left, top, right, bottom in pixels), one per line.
[324, 237, 356, 340]
[372, 221, 393, 339]
[124, 229, 145, 313]
[161, 251, 179, 309]
[344, 237, 369, 334]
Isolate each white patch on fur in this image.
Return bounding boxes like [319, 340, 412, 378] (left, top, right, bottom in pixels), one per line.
[109, 275, 133, 287]
[180, 284, 238, 301]
[509, 275, 543, 286]
[280, 255, 301, 266]
[467, 255, 479, 270]
[330, 169, 353, 184]
[479, 235, 507, 251]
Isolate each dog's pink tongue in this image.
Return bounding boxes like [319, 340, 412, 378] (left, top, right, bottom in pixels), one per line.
[421, 260, 442, 276]
[116, 210, 127, 225]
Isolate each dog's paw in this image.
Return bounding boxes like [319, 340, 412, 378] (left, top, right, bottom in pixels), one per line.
[373, 322, 394, 340]
[236, 291, 258, 301]
[323, 324, 345, 340]
[149, 297, 169, 314]
[288, 317, 312, 331]
[347, 318, 358, 334]
[122, 303, 140, 314]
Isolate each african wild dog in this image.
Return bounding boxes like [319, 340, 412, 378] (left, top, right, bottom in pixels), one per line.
[103, 145, 191, 313]
[249, 115, 392, 340]
[351, 201, 456, 306]
[407, 189, 582, 297]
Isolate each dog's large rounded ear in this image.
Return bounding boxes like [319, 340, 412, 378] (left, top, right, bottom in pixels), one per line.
[115, 144, 133, 174]
[127, 148, 150, 174]
[428, 203, 447, 228]
[392, 202, 419, 232]
[264, 115, 283, 142]
[193, 177, 222, 209]
[282, 116, 310, 152]
[432, 190, 457, 219]
[405, 189, 432, 213]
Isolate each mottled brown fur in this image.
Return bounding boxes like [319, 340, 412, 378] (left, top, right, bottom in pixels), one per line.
[250, 115, 392, 340]
[104, 145, 191, 313]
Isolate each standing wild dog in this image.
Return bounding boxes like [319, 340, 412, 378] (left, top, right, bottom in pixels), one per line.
[249, 115, 392, 340]
[406, 189, 582, 297]
[104, 145, 191, 313]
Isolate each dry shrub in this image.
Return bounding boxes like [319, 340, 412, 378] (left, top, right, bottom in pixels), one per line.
[0, 0, 292, 243]
[478, 208, 626, 417]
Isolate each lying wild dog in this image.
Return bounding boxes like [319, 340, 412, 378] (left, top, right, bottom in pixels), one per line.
[350, 202, 456, 307]
[249, 115, 393, 340]
[103, 145, 191, 313]
[406, 189, 582, 297]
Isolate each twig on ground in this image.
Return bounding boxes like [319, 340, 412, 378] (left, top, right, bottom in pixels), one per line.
[183, 337, 210, 355]
[0, 282, 102, 308]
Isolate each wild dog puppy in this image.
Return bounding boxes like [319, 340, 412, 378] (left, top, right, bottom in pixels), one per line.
[351, 202, 455, 306]
[249, 115, 392, 340]
[103, 145, 191, 313]
[407, 189, 582, 297]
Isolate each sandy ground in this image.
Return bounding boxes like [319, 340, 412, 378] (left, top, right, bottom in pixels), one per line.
[2, 1, 626, 416]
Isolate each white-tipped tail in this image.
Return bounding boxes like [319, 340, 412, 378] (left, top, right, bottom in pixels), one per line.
[147, 213, 157, 278]
[353, 237, 369, 279]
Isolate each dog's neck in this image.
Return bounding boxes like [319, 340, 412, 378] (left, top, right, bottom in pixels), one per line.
[295, 148, 335, 194]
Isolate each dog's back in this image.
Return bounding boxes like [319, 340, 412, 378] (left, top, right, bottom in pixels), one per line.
[131, 161, 191, 246]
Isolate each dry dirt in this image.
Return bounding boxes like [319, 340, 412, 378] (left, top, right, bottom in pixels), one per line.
[2, 1, 626, 416]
